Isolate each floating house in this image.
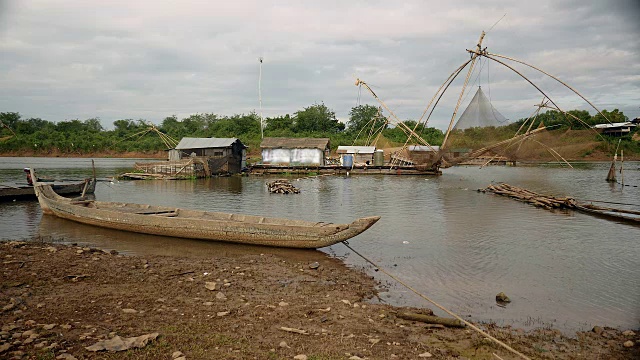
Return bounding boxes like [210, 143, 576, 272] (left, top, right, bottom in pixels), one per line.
[336, 146, 376, 166]
[260, 137, 330, 166]
[173, 137, 247, 174]
[126, 137, 247, 179]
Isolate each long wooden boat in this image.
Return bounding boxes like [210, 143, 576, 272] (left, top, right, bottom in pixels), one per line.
[574, 204, 640, 224]
[31, 170, 380, 249]
[0, 170, 96, 202]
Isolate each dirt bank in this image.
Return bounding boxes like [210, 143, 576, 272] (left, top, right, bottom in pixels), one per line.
[1, 241, 637, 359]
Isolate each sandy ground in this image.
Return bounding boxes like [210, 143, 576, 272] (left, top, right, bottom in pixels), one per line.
[1, 241, 637, 360]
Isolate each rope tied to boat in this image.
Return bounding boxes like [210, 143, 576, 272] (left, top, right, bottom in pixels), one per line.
[341, 241, 531, 360]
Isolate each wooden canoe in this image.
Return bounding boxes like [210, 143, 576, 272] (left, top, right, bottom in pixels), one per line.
[31, 170, 380, 249]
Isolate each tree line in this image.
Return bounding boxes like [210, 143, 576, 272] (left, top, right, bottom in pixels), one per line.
[0, 104, 635, 156]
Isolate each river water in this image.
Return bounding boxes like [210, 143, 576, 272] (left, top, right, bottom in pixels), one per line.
[1, 157, 638, 333]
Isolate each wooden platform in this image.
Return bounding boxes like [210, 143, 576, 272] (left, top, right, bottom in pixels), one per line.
[250, 164, 441, 176]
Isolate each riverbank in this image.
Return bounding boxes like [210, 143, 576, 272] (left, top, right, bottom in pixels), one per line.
[0, 150, 165, 159]
[1, 241, 637, 359]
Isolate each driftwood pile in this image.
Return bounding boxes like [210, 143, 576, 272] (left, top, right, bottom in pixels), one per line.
[266, 179, 300, 194]
[479, 183, 577, 210]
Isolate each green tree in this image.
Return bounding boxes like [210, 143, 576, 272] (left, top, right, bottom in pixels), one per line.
[293, 103, 345, 133]
[264, 114, 294, 133]
[347, 104, 387, 135]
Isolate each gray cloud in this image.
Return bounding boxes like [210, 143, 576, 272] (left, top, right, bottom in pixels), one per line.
[0, 0, 638, 130]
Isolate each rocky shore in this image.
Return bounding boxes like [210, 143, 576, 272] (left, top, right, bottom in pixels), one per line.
[1, 241, 637, 359]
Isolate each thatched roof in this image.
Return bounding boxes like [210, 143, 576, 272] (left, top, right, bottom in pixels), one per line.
[260, 137, 330, 150]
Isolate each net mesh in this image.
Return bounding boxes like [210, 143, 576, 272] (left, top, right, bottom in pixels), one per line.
[453, 87, 507, 130]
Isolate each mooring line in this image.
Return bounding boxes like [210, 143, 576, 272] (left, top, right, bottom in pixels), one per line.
[341, 241, 531, 360]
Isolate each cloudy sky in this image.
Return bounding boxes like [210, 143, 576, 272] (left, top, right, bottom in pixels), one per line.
[1, 0, 639, 130]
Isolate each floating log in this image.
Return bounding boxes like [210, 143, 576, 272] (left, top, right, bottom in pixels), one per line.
[266, 179, 300, 194]
[479, 183, 639, 224]
[478, 183, 576, 210]
[397, 312, 466, 328]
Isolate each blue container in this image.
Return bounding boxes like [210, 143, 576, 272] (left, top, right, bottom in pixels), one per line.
[342, 155, 353, 168]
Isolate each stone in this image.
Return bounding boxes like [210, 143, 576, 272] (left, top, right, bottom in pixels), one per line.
[56, 354, 78, 360]
[279, 341, 289, 348]
[293, 355, 308, 360]
[122, 308, 138, 314]
[216, 311, 230, 317]
[623, 340, 634, 348]
[215, 292, 227, 300]
[309, 262, 320, 269]
[622, 330, 636, 336]
[175, 357, 186, 360]
[85, 333, 159, 352]
[172, 350, 184, 358]
[60, 324, 72, 330]
[21, 330, 36, 338]
[418, 352, 433, 358]
[24, 320, 36, 327]
[205, 282, 217, 291]
[43, 324, 56, 330]
[0, 343, 11, 353]
[278, 302, 289, 307]
[592, 326, 604, 335]
[495, 292, 511, 303]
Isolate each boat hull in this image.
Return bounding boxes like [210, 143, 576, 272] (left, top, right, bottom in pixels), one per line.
[32, 176, 379, 249]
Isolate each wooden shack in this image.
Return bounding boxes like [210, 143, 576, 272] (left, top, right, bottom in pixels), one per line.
[336, 146, 376, 165]
[407, 145, 440, 165]
[174, 137, 247, 175]
[260, 137, 330, 166]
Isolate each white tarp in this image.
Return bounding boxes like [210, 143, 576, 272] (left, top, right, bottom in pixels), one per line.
[262, 148, 323, 165]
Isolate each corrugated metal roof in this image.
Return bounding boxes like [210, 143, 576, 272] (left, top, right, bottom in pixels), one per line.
[175, 137, 244, 149]
[260, 137, 330, 149]
[593, 122, 635, 129]
[408, 145, 440, 152]
[336, 146, 376, 154]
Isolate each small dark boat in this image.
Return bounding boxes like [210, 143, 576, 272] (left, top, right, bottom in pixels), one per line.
[31, 169, 380, 249]
[0, 168, 96, 202]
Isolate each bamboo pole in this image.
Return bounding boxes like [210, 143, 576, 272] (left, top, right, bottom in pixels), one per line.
[486, 52, 613, 124]
[441, 31, 486, 151]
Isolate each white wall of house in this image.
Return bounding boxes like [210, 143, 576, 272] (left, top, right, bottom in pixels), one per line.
[262, 148, 324, 165]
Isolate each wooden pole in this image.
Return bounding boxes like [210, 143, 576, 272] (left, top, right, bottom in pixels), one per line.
[397, 312, 465, 328]
[621, 149, 624, 186]
[441, 31, 485, 151]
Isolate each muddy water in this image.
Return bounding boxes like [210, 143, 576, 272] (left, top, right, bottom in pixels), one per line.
[1, 157, 639, 333]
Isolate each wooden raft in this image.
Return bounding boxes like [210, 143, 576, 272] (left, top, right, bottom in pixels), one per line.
[266, 179, 300, 194]
[478, 183, 576, 210]
[479, 183, 640, 224]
